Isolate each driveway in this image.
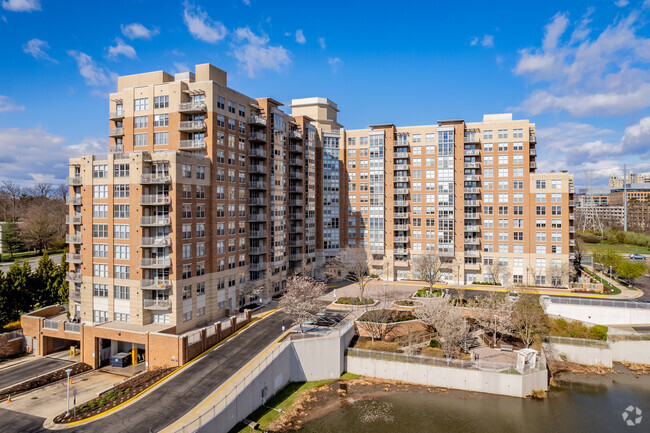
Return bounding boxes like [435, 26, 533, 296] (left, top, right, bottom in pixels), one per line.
[0, 253, 62, 272]
[0, 357, 74, 391]
[0, 310, 289, 432]
[632, 275, 650, 303]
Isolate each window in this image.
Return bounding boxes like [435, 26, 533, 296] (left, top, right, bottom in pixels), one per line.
[498, 129, 508, 139]
[93, 165, 108, 178]
[217, 96, 225, 109]
[93, 204, 108, 218]
[134, 115, 148, 129]
[114, 312, 129, 322]
[536, 206, 546, 215]
[93, 264, 108, 278]
[154, 132, 168, 145]
[183, 284, 192, 299]
[514, 231, 523, 241]
[536, 219, 547, 228]
[182, 164, 192, 178]
[551, 193, 562, 203]
[114, 285, 130, 300]
[513, 154, 523, 164]
[498, 193, 508, 203]
[551, 219, 562, 228]
[483, 142, 493, 152]
[483, 155, 493, 165]
[228, 118, 235, 131]
[513, 142, 523, 151]
[134, 133, 148, 147]
[536, 180, 546, 189]
[114, 184, 129, 198]
[197, 242, 205, 257]
[134, 98, 148, 111]
[513, 205, 523, 215]
[238, 104, 245, 117]
[483, 130, 493, 140]
[182, 264, 192, 279]
[552, 232, 562, 242]
[114, 224, 130, 239]
[536, 232, 547, 242]
[498, 155, 508, 165]
[228, 100, 236, 114]
[154, 95, 169, 108]
[114, 265, 130, 280]
[513, 193, 523, 202]
[217, 114, 225, 127]
[412, 134, 421, 142]
[513, 180, 523, 190]
[498, 206, 508, 215]
[552, 179, 562, 189]
[426, 133, 435, 142]
[536, 193, 546, 202]
[183, 312, 192, 322]
[114, 244, 130, 260]
[93, 224, 108, 238]
[114, 163, 129, 177]
[197, 166, 205, 179]
[93, 244, 108, 258]
[551, 206, 562, 215]
[182, 244, 192, 259]
[114, 204, 129, 218]
[513, 128, 523, 138]
[93, 310, 108, 323]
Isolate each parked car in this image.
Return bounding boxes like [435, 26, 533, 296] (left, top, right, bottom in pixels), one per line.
[110, 352, 131, 368]
[629, 254, 646, 260]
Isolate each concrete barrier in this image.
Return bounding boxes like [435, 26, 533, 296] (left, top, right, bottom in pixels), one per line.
[541, 297, 650, 326]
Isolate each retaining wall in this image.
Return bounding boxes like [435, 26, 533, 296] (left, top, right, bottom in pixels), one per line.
[544, 342, 613, 367]
[543, 302, 650, 326]
[544, 337, 650, 366]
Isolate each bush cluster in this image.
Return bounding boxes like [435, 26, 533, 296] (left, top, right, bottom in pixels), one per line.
[335, 297, 374, 305]
[550, 318, 608, 341]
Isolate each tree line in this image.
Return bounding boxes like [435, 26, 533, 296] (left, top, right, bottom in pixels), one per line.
[0, 252, 69, 327]
[1, 181, 67, 258]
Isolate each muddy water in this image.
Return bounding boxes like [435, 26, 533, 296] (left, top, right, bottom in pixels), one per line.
[299, 371, 649, 433]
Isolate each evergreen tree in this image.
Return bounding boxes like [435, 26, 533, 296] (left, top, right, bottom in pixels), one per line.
[56, 248, 69, 304]
[3, 261, 33, 323]
[1, 219, 22, 259]
[0, 270, 9, 326]
[34, 252, 58, 307]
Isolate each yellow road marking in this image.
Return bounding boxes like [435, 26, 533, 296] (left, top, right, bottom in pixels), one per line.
[67, 308, 281, 427]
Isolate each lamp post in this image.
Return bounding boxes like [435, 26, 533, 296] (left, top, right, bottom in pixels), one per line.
[65, 368, 73, 416]
[493, 314, 498, 348]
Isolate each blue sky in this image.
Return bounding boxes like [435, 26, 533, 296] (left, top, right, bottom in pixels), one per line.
[1, 0, 650, 186]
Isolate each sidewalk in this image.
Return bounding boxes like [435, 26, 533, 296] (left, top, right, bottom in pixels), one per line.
[582, 265, 643, 299]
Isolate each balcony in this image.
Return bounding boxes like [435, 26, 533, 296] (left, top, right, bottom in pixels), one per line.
[394, 212, 409, 219]
[249, 165, 267, 174]
[248, 214, 268, 222]
[140, 258, 171, 268]
[109, 145, 124, 154]
[395, 141, 409, 147]
[464, 262, 481, 270]
[394, 176, 409, 182]
[249, 115, 267, 126]
[143, 299, 172, 310]
[394, 188, 409, 195]
[178, 120, 206, 132]
[289, 199, 303, 207]
[66, 272, 82, 283]
[465, 188, 480, 194]
[249, 181, 267, 190]
[290, 238, 304, 247]
[289, 186, 304, 193]
[569, 239, 576, 247]
[438, 248, 455, 257]
[66, 234, 82, 244]
[178, 139, 206, 151]
[249, 262, 267, 271]
[568, 200, 575, 207]
[66, 196, 82, 206]
[289, 158, 302, 166]
[140, 174, 171, 184]
[178, 102, 206, 113]
[66, 176, 82, 186]
[66, 253, 82, 263]
[70, 291, 81, 303]
[249, 132, 267, 142]
[140, 216, 170, 226]
[530, 162, 537, 169]
[289, 130, 303, 139]
[394, 200, 409, 207]
[569, 226, 575, 233]
[249, 230, 267, 238]
[140, 236, 171, 247]
[394, 236, 408, 243]
[109, 128, 124, 137]
[66, 215, 82, 225]
[464, 238, 480, 245]
[464, 162, 481, 169]
[464, 225, 480, 232]
[249, 246, 267, 255]
[140, 195, 171, 205]
[530, 149, 536, 156]
[464, 149, 480, 156]
[529, 133, 537, 144]
[249, 197, 267, 206]
[248, 148, 267, 158]
[464, 250, 480, 258]
[464, 213, 480, 219]
[464, 175, 481, 181]
[464, 200, 480, 206]
[289, 253, 304, 261]
[289, 172, 304, 180]
[141, 279, 171, 290]
[289, 143, 303, 153]
[394, 224, 409, 231]
[569, 213, 574, 220]
[464, 135, 480, 144]
[290, 226, 303, 234]
[394, 164, 409, 171]
[394, 249, 408, 255]
[394, 260, 409, 268]
[394, 152, 409, 159]
[109, 111, 124, 120]
[290, 213, 304, 220]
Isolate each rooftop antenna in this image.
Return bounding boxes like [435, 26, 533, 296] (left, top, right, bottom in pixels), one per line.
[581, 170, 603, 235]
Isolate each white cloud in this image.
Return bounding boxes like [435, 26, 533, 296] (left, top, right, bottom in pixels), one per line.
[620, 116, 650, 155]
[471, 35, 494, 48]
[295, 29, 306, 44]
[232, 27, 291, 78]
[318, 37, 326, 50]
[0, 95, 25, 112]
[0, 127, 106, 184]
[171, 49, 185, 56]
[22, 38, 57, 63]
[173, 62, 189, 74]
[242, 0, 250, 5]
[183, 1, 227, 43]
[106, 38, 137, 60]
[328, 57, 342, 72]
[1, 0, 40, 12]
[121, 23, 159, 40]
[514, 11, 650, 117]
[67, 50, 112, 87]
[615, 0, 629, 7]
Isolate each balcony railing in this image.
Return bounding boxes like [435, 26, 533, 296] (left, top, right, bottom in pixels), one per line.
[464, 226, 480, 232]
[394, 224, 409, 231]
[66, 215, 82, 225]
[289, 144, 303, 153]
[249, 181, 267, 190]
[140, 258, 171, 268]
[394, 176, 409, 182]
[464, 200, 480, 206]
[464, 149, 480, 156]
[289, 199, 303, 207]
[289, 253, 304, 261]
[395, 141, 409, 147]
[464, 250, 480, 258]
[178, 102, 206, 113]
[66, 196, 82, 205]
[289, 158, 302, 166]
[249, 198, 267, 206]
[178, 139, 206, 150]
[464, 187, 480, 194]
[66, 234, 82, 244]
[569, 213, 574, 219]
[289, 186, 303, 193]
[464, 238, 480, 245]
[249, 262, 267, 271]
[249, 246, 267, 255]
[140, 195, 171, 205]
[289, 130, 303, 139]
[530, 149, 536, 156]
[66, 176, 82, 186]
[290, 226, 303, 233]
[394, 249, 408, 255]
[140, 174, 171, 184]
[464, 162, 481, 169]
[140, 216, 171, 226]
[248, 214, 267, 222]
[464, 135, 480, 144]
[109, 111, 124, 120]
[394, 152, 409, 159]
[109, 127, 124, 137]
[530, 162, 537, 169]
[249, 165, 267, 174]
[569, 239, 576, 246]
[529, 133, 537, 143]
[290, 239, 303, 247]
[249, 230, 267, 238]
[248, 148, 267, 158]
[394, 236, 408, 243]
[66, 253, 82, 263]
[394, 188, 409, 195]
[140, 236, 171, 247]
[249, 115, 266, 126]
[569, 226, 575, 233]
[143, 299, 172, 310]
[289, 172, 303, 179]
[141, 279, 171, 290]
[394, 164, 409, 171]
[438, 248, 455, 257]
[394, 212, 409, 219]
[248, 132, 267, 142]
[69, 291, 81, 302]
[464, 213, 480, 219]
[464, 175, 481, 181]
[289, 213, 304, 220]
[178, 120, 206, 131]
[66, 272, 82, 283]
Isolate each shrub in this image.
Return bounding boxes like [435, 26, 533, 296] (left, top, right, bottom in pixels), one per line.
[429, 339, 440, 348]
[578, 233, 602, 244]
[472, 281, 502, 286]
[589, 325, 608, 341]
[369, 274, 379, 279]
[395, 300, 415, 306]
[414, 289, 442, 297]
[335, 297, 374, 305]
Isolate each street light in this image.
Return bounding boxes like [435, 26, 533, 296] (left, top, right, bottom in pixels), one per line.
[65, 368, 73, 416]
[493, 314, 498, 348]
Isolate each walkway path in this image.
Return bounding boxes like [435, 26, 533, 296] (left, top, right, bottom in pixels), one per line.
[0, 357, 74, 391]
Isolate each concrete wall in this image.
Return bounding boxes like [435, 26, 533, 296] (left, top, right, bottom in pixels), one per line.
[0, 332, 23, 358]
[544, 342, 613, 367]
[544, 302, 650, 326]
[610, 339, 650, 364]
[345, 353, 548, 398]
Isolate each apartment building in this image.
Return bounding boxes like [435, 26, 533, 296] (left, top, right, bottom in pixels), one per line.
[291, 105, 575, 286]
[609, 172, 650, 189]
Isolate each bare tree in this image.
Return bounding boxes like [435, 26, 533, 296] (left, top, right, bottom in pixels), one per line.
[512, 294, 549, 348]
[416, 300, 469, 360]
[412, 253, 443, 291]
[54, 184, 69, 202]
[0, 181, 24, 221]
[279, 276, 326, 333]
[486, 261, 509, 285]
[31, 183, 53, 199]
[356, 309, 400, 342]
[473, 292, 515, 346]
[22, 203, 58, 253]
[240, 281, 265, 305]
[325, 248, 372, 302]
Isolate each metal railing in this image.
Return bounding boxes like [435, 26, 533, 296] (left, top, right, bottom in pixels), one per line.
[66, 234, 82, 244]
[249, 115, 266, 126]
[66, 196, 82, 205]
[3, 329, 23, 341]
[178, 120, 206, 130]
[140, 195, 171, 205]
[66, 215, 82, 224]
[66, 253, 82, 263]
[249, 181, 267, 190]
[109, 127, 124, 137]
[248, 132, 267, 142]
[547, 336, 608, 348]
[43, 319, 59, 330]
[66, 176, 82, 186]
[143, 299, 172, 309]
[65, 322, 81, 333]
[545, 296, 650, 309]
[178, 140, 206, 150]
[140, 174, 171, 184]
[141, 237, 171, 247]
[141, 279, 171, 290]
[248, 148, 267, 158]
[140, 216, 171, 226]
[140, 258, 171, 267]
[178, 102, 207, 112]
[109, 111, 124, 120]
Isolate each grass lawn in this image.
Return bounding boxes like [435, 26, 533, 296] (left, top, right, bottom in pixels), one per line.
[230, 373, 361, 433]
[582, 241, 650, 255]
[0, 249, 64, 263]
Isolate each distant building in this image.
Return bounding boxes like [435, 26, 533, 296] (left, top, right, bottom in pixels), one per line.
[575, 186, 610, 206]
[609, 172, 650, 189]
[608, 184, 650, 206]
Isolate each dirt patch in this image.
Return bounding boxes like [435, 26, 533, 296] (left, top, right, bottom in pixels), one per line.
[547, 360, 613, 383]
[52, 367, 175, 423]
[619, 362, 650, 375]
[0, 362, 92, 400]
[267, 377, 449, 431]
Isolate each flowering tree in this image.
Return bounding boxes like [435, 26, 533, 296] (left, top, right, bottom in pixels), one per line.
[279, 276, 326, 333]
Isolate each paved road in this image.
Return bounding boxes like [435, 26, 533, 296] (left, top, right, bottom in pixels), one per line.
[0, 357, 73, 391]
[0, 253, 62, 272]
[0, 310, 289, 432]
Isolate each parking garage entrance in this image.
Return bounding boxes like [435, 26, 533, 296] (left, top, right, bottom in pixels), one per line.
[98, 338, 146, 368]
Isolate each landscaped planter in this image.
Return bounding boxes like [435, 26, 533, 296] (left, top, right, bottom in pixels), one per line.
[330, 297, 379, 309]
[392, 299, 423, 311]
[412, 288, 443, 299]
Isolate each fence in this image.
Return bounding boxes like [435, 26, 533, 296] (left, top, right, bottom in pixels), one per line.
[169, 340, 290, 433]
[3, 329, 23, 341]
[64, 322, 80, 333]
[547, 336, 609, 348]
[43, 319, 59, 330]
[545, 296, 650, 309]
[346, 347, 541, 374]
[187, 331, 201, 346]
